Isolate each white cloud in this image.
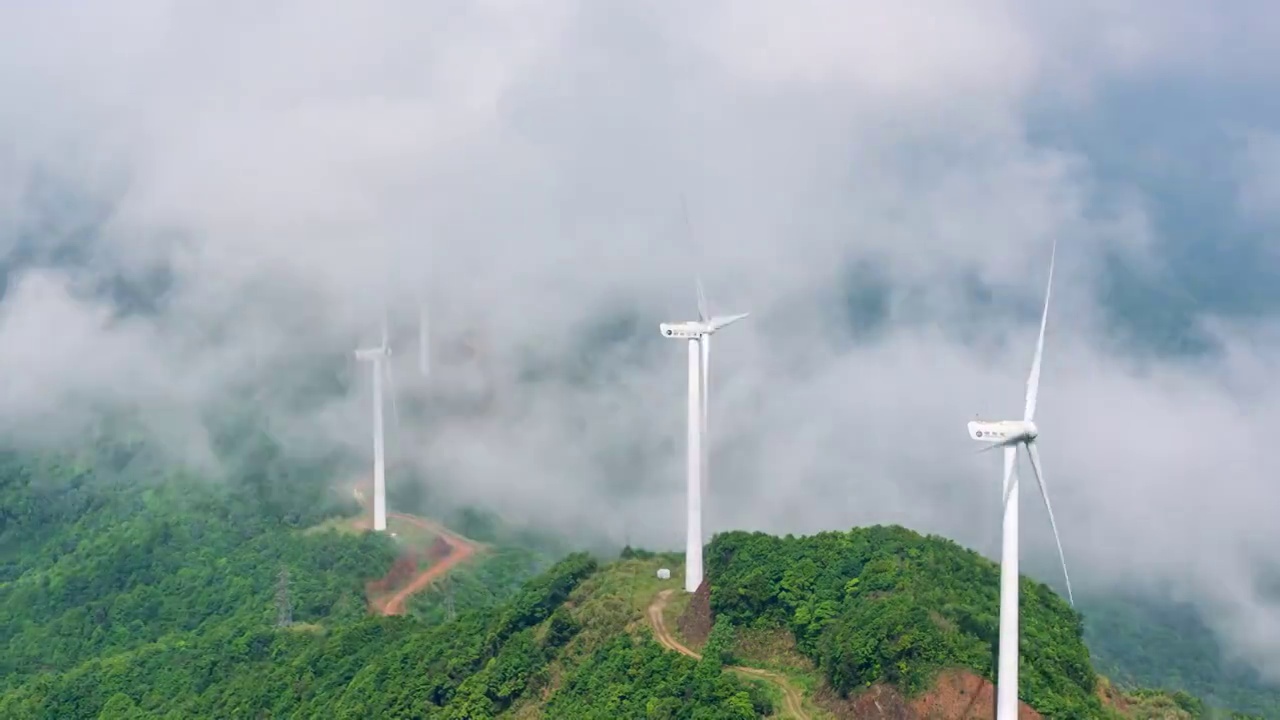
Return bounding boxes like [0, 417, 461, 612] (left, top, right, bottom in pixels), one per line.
[1237, 131, 1280, 225]
[2, 0, 1280, 677]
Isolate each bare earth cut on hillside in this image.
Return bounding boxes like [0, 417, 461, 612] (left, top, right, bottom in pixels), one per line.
[351, 483, 481, 616]
[823, 671, 1043, 720]
[650, 588, 1046, 720]
[648, 588, 812, 720]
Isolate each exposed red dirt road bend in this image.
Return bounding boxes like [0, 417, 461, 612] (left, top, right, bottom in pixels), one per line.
[352, 484, 480, 617]
[648, 589, 811, 720]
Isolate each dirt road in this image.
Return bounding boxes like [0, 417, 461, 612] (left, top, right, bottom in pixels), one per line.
[352, 484, 481, 617]
[376, 513, 477, 615]
[648, 589, 811, 720]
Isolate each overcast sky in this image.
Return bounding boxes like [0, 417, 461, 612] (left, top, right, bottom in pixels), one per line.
[2, 1, 1279, 677]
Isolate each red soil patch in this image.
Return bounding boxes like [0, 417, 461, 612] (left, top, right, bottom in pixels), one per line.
[426, 536, 453, 563]
[676, 577, 713, 645]
[1096, 676, 1132, 715]
[366, 551, 424, 601]
[911, 671, 1042, 720]
[348, 481, 481, 617]
[814, 666, 1044, 717]
[819, 670, 1042, 720]
[376, 518, 475, 616]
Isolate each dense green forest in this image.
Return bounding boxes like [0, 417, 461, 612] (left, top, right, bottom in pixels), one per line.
[2, 428, 1279, 718]
[707, 527, 1098, 716]
[0, 474, 771, 718]
[0, 436, 773, 718]
[706, 528, 1273, 719]
[407, 545, 551, 623]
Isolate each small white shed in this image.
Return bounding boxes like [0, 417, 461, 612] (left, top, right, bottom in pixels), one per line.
[656, 568, 671, 580]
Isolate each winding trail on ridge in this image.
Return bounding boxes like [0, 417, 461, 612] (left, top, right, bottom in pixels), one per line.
[352, 484, 481, 616]
[648, 589, 812, 720]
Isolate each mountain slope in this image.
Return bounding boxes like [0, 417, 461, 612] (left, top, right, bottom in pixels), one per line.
[1, 440, 1273, 719]
[704, 526, 1094, 716]
[1, 551, 778, 719]
[0, 442, 768, 718]
[648, 587, 812, 719]
[0, 504, 1266, 719]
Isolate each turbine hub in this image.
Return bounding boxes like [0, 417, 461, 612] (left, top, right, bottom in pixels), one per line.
[1023, 420, 1039, 440]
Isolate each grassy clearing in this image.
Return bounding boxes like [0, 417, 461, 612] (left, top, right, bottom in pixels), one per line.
[494, 556, 686, 719]
[301, 514, 364, 536]
[579, 554, 694, 642]
[731, 627, 836, 718]
[738, 677, 786, 718]
[576, 557, 829, 719]
[498, 555, 831, 719]
[733, 627, 824, 694]
[560, 555, 684, 650]
[613, 556, 686, 613]
[385, 515, 439, 552]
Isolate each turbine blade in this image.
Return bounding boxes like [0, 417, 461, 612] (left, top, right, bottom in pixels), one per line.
[380, 310, 390, 351]
[1026, 441, 1074, 606]
[679, 195, 710, 323]
[1024, 240, 1056, 422]
[1001, 446, 1018, 509]
[709, 313, 749, 331]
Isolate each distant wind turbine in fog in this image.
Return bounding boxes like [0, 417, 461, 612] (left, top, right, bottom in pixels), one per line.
[966, 240, 1073, 720]
[660, 280, 748, 593]
[418, 299, 430, 378]
[355, 311, 402, 532]
[417, 250, 434, 380]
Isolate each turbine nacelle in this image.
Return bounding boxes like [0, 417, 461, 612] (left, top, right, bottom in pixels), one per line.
[660, 321, 708, 340]
[659, 313, 749, 340]
[967, 419, 1039, 446]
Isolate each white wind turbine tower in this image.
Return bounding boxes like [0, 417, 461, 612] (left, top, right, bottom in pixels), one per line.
[966, 240, 1074, 720]
[417, 257, 432, 379]
[418, 299, 430, 378]
[354, 312, 403, 532]
[660, 281, 748, 593]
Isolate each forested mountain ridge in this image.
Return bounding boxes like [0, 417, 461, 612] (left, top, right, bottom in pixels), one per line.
[0, 440, 1276, 718]
[701, 529, 1270, 719]
[0, 442, 774, 718]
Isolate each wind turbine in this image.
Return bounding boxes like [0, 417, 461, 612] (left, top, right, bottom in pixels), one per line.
[418, 300, 430, 378]
[660, 281, 748, 593]
[966, 240, 1073, 720]
[354, 312, 402, 532]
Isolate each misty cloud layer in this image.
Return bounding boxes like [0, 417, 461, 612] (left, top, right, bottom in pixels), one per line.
[2, 1, 1280, 677]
